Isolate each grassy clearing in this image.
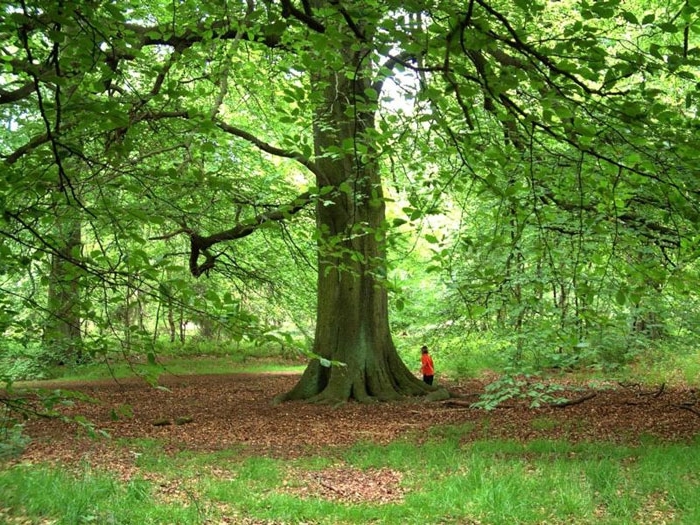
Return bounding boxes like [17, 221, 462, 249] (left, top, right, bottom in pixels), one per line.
[47, 357, 306, 384]
[431, 332, 700, 389]
[2, 339, 307, 385]
[11, 354, 305, 388]
[2, 433, 699, 524]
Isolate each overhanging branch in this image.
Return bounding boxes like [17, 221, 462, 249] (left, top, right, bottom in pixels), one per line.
[182, 191, 314, 277]
[214, 120, 324, 181]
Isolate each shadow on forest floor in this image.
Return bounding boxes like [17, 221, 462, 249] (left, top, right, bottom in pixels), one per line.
[13, 371, 699, 476]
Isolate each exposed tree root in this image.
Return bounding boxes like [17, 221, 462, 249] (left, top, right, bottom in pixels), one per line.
[273, 366, 453, 405]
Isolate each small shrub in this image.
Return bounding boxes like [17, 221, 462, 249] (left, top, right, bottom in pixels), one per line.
[432, 333, 511, 379]
[0, 341, 56, 382]
[471, 371, 570, 410]
[0, 422, 30, 460]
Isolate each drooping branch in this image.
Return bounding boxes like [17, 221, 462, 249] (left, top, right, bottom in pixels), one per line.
[214, 120, 325, 182]
[183, 191, 314, 277]
[109, 105, 324, 183]
[535, 182, 684, 249]
[475, 0, 609, 97]
[16, 12, 78, 208]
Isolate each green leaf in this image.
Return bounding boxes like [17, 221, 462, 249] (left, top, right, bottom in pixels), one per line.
[363, 87, 378, 101]
[554, 105, 574, 120]
[658, 22, 678, 33]
[590, 4, 615, 18]
[615, 288, 627, 306]
[338, 181, 353, 194]
[620, 11, 638, 25]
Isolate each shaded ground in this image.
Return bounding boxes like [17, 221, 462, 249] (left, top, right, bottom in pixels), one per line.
[17, 371, 700, 472]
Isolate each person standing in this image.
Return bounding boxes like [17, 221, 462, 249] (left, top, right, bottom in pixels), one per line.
[420, 345, 435, 385]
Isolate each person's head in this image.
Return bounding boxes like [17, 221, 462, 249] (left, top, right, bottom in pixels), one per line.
[421, 345, 428, 354]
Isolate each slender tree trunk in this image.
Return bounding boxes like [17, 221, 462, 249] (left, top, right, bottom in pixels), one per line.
[124, 284, 132, 351]
[179, 305, 186, 344]
[44, 219, 83, 363]
[168, 304, 176, 343]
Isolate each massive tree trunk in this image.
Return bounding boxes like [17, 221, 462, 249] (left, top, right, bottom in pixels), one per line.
[276, 40, 444, 404]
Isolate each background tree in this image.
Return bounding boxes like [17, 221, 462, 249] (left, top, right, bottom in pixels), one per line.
[407, 0, 700, 367]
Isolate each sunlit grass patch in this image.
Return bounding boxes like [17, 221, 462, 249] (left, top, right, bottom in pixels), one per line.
[45, 357, 304, 384]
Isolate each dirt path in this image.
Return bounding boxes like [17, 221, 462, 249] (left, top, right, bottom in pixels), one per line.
[16, 372, 700, 473]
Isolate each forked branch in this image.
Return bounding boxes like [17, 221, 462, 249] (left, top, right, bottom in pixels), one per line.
[186, 191, 314, 276]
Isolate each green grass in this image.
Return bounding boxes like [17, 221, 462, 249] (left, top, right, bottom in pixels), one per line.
[76, 357, 303, 381]
[0, 465, 207, 524]
[2, 433, 699, 524]
[2, 338, 307, 385]
[15, 356, 305, 387]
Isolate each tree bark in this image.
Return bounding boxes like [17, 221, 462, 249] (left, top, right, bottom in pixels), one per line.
[44, 218, 83, 363]
[276, 36, 446, 404]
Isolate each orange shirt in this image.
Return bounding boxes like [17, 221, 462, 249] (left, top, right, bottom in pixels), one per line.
[421, 353, 434, 376]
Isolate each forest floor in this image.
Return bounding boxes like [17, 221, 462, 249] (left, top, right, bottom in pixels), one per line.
[6, 374, 700, 506]
[13, 371, 700, 503]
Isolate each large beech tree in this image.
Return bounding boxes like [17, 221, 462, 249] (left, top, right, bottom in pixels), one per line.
[2, 0, 698, 401]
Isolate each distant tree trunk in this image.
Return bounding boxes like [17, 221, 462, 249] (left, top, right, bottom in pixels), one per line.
[277, 37, 445, 404]
[179, 305, 186, 344]
[167, 300, 176, 343]
[632, 305, 666, 340]
[44, 219, 83, 363]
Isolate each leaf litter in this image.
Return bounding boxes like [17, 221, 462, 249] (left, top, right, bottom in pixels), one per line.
[11, 372, 700, 506]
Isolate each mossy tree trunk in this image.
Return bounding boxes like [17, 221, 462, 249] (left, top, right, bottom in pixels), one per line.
[276, 39, 440, 404]
[44, 217, 83, 363]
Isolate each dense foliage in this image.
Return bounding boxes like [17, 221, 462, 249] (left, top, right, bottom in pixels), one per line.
[1, 0, 699, 388]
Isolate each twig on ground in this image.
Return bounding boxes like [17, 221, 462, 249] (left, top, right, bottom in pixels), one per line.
[317, 479, 347, 496]
[674, 404, 700, 417]
[637, 383, 666, 398]
[553, 392, 597, 408]
[441, 395, 480, 409]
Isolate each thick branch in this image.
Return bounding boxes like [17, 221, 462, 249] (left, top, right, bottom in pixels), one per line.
[188, 191, 313, 276]
[280, 0, 326, 33]
[121, 19, 284, 56]
[0, 81, 36, 104]
[3, 132, 51, 164]
[329, 0, 366, 41]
